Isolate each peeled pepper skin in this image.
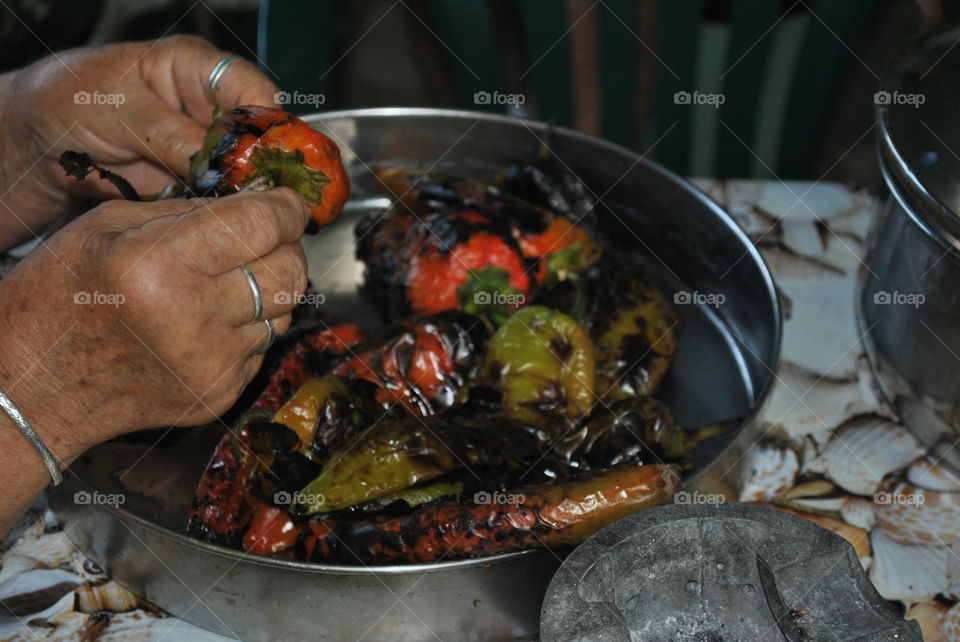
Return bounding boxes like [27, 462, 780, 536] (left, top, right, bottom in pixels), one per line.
[187, 105, 350, 231]
[486, 305, 596, 427]
[297, 463, 680, 564]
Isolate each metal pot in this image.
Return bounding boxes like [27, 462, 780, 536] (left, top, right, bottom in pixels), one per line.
[861, 26, 960, 470]
[49, 108, 781, 641]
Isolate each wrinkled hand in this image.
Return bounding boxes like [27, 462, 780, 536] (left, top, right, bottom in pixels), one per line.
[0, 35, 278, 247]
[0, 187, 309, 458]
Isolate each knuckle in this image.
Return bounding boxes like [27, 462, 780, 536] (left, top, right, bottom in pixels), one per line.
[163, 33, 209, 51]
[237, 194, 284, 246]
[283, 246, 308, 295]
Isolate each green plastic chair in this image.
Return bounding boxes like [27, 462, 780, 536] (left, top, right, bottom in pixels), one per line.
[258, 0, 876, 178]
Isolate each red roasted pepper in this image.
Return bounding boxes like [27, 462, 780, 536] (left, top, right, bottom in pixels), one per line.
[243, 503, 303, 555]
[332, 311, 487, 417]
[254, 324, 367, 411]
[188, 105, 350, 231]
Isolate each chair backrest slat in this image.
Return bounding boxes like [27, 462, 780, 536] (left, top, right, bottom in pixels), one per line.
[598, 0, 640, 148]
[517, 0, 575, 128]
[651, 0, 706, 173]
[778, 0, 874, 177]
[716, 0, 787, 177]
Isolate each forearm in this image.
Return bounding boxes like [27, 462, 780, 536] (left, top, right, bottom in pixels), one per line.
[0, 408, 77, 535]
[0, 274, 104, 536]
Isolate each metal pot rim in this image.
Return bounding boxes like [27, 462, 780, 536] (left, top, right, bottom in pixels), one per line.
[876, 23, 960, 247]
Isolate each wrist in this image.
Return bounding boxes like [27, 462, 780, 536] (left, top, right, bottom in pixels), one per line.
[0, 272, 117, 458]
[0, 68, 70, 250]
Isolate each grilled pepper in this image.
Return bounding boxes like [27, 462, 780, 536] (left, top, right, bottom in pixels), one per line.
[332, 311, 488, 417]
[187, 412, 265, 546]
[187, 105, 350, 231]
[496, 146, 597, 224]
[583, 256, 679, 399]
[361, 168, 598, 318]
[270, 375, 380, 456]
[485, 305, 596, 427]
[356, 207, 532, 317]
[297, 463, 680, 563]
[554, 397, 733, 471]
[254, 324, 367, 411]
[243, 502, 302, 555]
[295, 412, 541, 514]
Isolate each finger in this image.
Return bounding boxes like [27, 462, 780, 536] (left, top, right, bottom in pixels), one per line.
[237, 313, 293, 358]
[170, 188, 309, 275]
[148, 35, 280, 125]
[202, 56, 281, 118]
[90, 197, 199, 228]
[219, 242, 308, 326]
[120, 92, 207, 177]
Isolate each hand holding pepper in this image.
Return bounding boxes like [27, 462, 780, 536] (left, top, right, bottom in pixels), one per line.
[0, 35, 279, 248]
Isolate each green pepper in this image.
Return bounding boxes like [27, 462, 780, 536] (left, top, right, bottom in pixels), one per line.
[583, 256, 679, 400]
[485, 305, 596, 426]
[295, 413, 540, 515]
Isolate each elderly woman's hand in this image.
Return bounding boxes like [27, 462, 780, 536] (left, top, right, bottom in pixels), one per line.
[0, 35, 278, 248]
[0, 188, 309, 462]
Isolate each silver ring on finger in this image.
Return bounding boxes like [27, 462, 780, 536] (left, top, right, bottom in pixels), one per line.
[207, 54, 241, 99]
[255, 318, 276, 355]
[239, 265, 263, 324]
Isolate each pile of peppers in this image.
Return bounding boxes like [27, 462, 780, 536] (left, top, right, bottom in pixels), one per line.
[187, 145, 728, 565]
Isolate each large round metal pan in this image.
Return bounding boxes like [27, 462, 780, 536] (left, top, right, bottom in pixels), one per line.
[48, 108, 781, 641]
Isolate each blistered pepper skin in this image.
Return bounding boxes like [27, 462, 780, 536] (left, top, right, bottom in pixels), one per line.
[333, 311, 488, 417]
[485, 305, 596, 427]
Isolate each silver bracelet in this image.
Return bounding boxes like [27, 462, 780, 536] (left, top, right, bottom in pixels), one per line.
[0, 388, 63, 485]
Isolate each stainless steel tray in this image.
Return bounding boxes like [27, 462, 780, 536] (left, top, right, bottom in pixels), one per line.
[48, 108, 782, 641]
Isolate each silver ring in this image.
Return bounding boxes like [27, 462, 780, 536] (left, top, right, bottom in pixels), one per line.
[255, 318, 275, 355]
[207, 54, 241, 98]
[239, 266, 263, 324]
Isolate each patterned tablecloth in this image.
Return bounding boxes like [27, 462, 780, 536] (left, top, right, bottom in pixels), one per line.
[0, 179, 955, 640]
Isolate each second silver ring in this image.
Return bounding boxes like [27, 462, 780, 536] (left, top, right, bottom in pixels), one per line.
[255, 318, 276, 355]
[240, 265, 263, 324]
